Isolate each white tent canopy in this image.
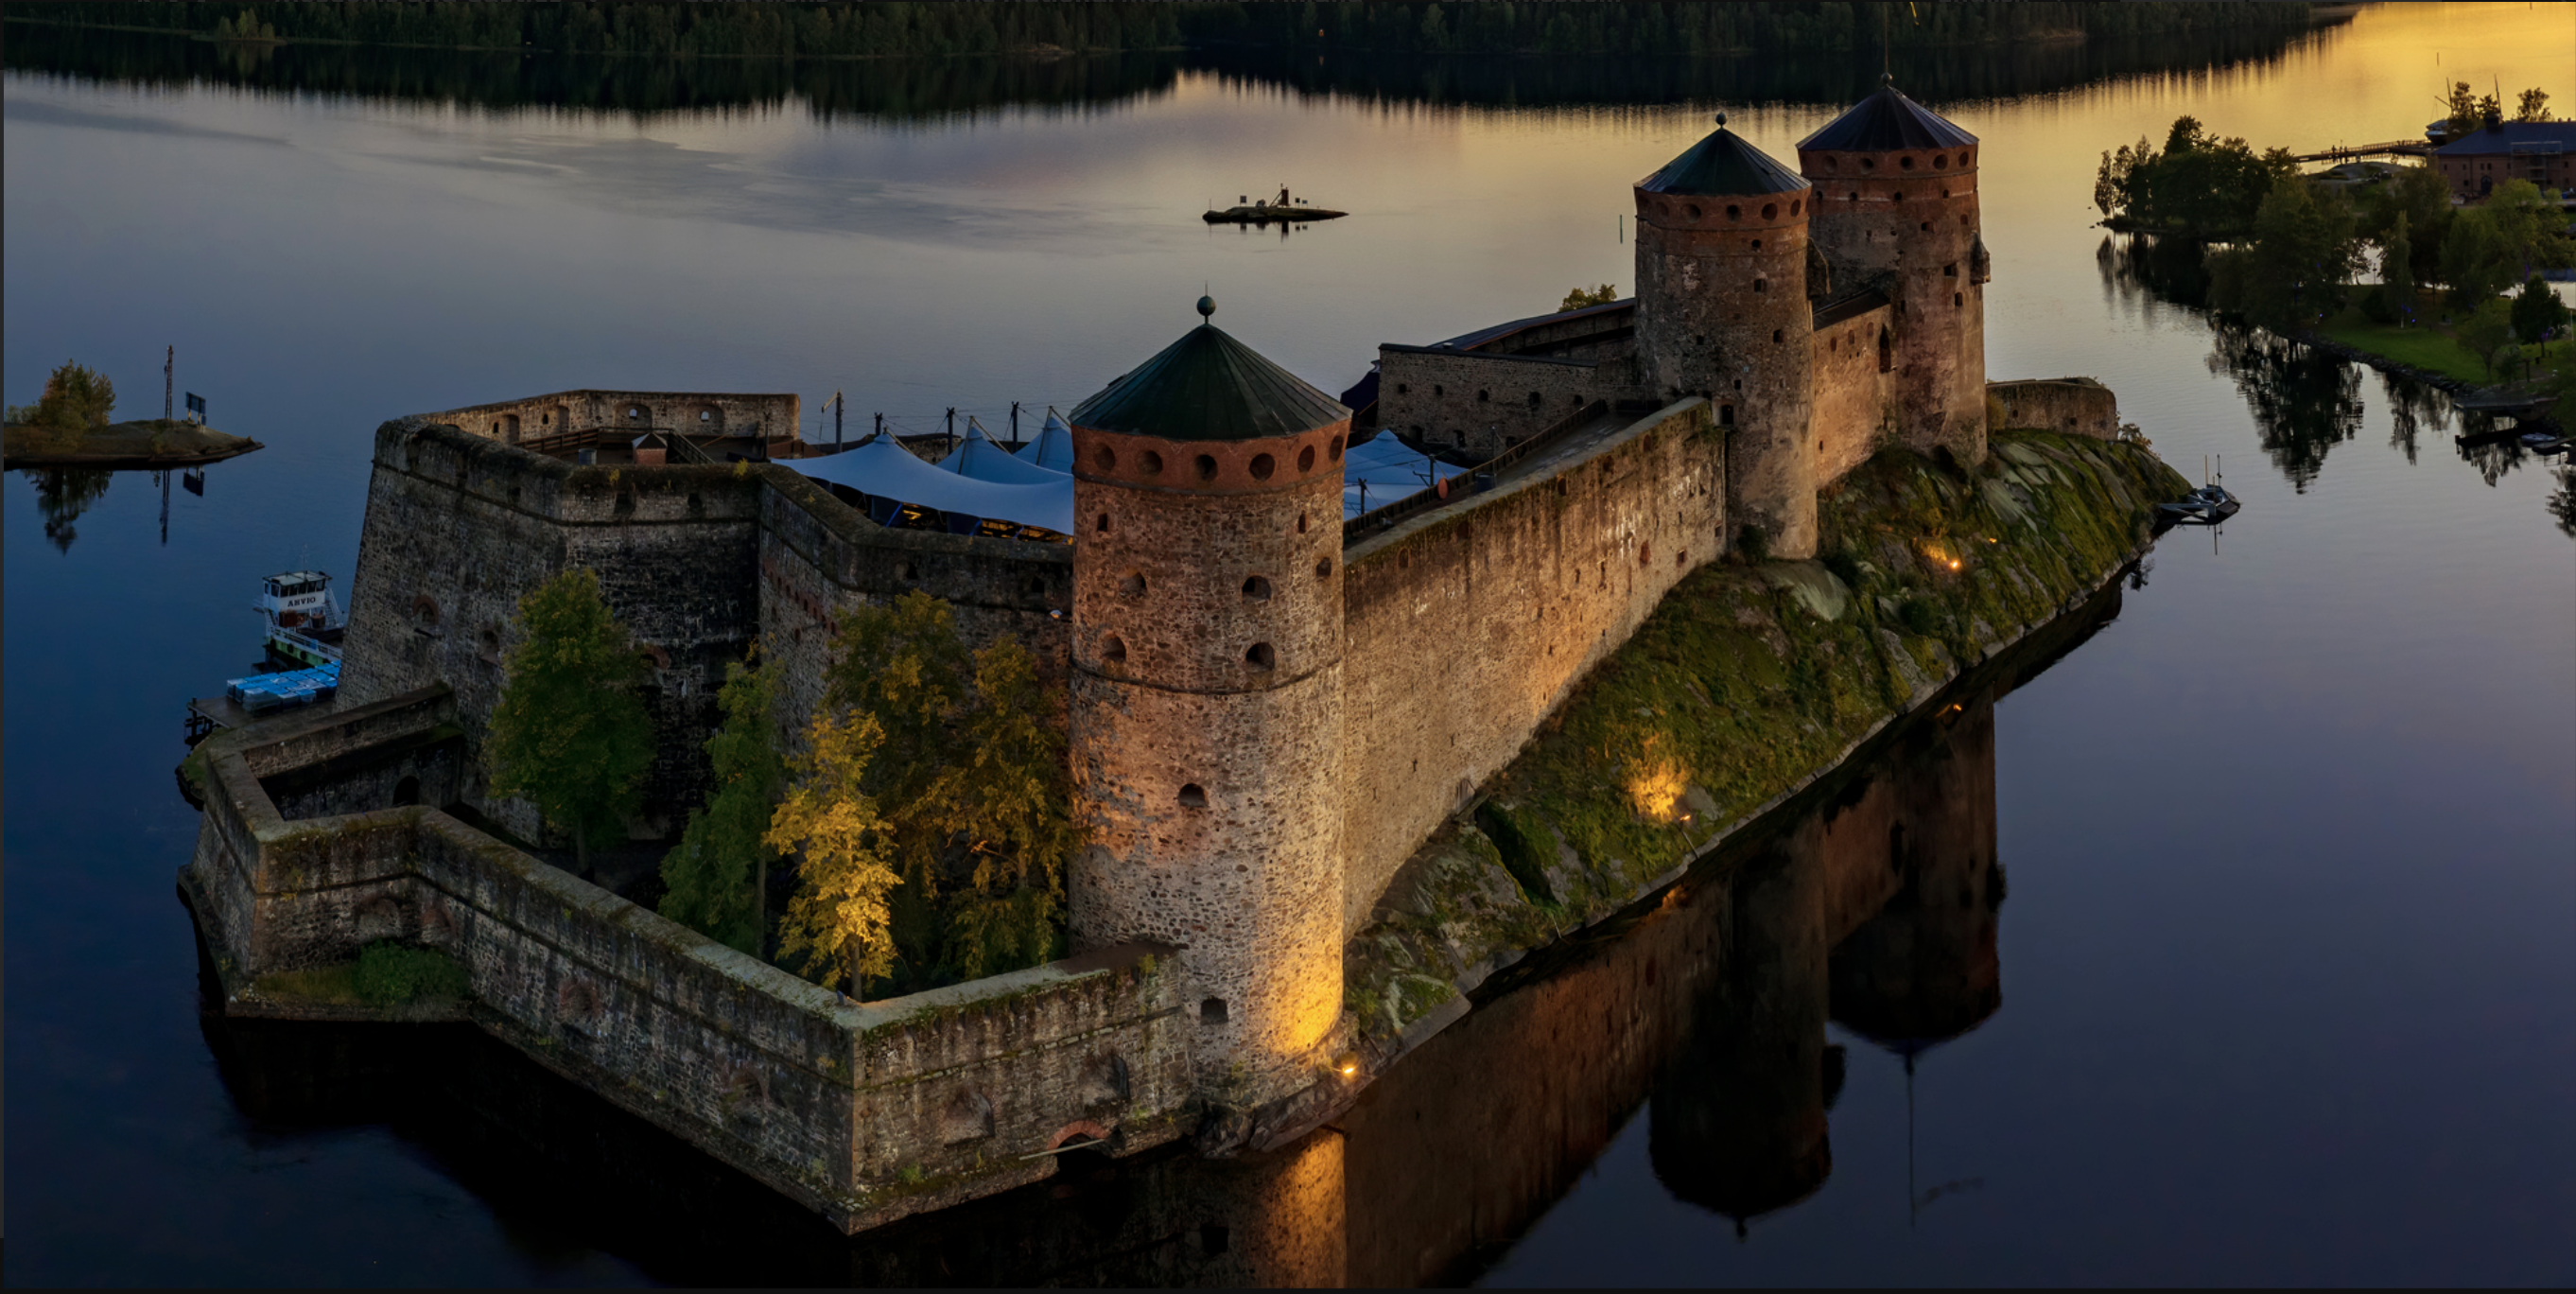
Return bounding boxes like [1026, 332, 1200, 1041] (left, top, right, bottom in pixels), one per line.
[942, 416, 1070, 486]
[790, 435, 1076, 535]
[1341, 429, 1462, 519]
[1014, 408, 1076, 473]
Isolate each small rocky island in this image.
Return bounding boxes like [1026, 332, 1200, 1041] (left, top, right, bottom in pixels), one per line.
[1204, 184, 1346, 223]
[3, 417, 263, 468]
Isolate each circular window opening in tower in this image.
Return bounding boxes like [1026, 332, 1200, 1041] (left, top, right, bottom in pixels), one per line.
[1249, 453, 1276, 481]
[1724, 203, 1741, 221]
[1245, 642, 1276, 671]
[1094, 446, 1117, 472]
[1762, 202, 1778, 219]
[1958, 151, 1972, 166]
[1120, 572, 1146, 596]
[1140, 450, 1164, 476]
[1297, 445, 1316, 473]
[1328, 436, 1345, 463]
[1901, 155, 1916, 170]
[1860, 157, 1876, 170]
[1687, 204, 1703, 221]
[1792, 199, 1802, 216]
[1823, 156, 1838, 170]
[1199, 997, 1227, 1023]
[1314, 556, 1334, 580]
[1933, 154, 1948, 170]
[1243, 574, 1273, 601]
[1102, 634, 1127, 663]
[1194, 454, 1218, 481]
[1178, 783, 1208, 809]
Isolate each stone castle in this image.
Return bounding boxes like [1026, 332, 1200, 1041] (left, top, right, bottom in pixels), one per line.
[183, 85, 2141, 1232]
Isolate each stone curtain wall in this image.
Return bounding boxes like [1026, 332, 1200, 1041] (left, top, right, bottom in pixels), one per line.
[339, 420, 763, 842]
[1372, 348, 1615, 460]
[424, 390, 801, 446]
[182, 691, 1194, 1235]
[755, 469, 1071, 747]
[1337, 398, 1724, 935]
[1807, 301, 1900, 486]
[1988, 377, 2121, 439]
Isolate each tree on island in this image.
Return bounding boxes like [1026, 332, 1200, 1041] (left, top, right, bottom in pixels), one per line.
[2093, 116, 2296, 239]
[657, 651, 785, 956]
[486, 568, 655, 879]
[6, 359, 117, 454]
[1559, 283, 1619, 311]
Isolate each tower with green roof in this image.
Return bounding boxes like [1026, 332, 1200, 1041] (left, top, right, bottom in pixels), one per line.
[1633, 114, 1821, 558]
[1064, 297, 1353, 1107]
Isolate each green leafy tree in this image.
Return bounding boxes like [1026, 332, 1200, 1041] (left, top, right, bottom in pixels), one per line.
[1558, 283, 1620, 311]
[2236, 178, 2360, 329]
[767, 707, 900, 996]
[2456, 296, 2516, 379]
[2445, 80, 2481, 137]
[823, 591, 1074, 986]
[486, 568, 655, 878]
[9, 359, 117, 453]
[2480, 180, 2573, 280]
[2511, 275, 2567, 357]
[657, 652, 785, 955]
[2377, 212, 2419, 326]
[2441, 207, 2513, 312]
[2099, 116, 2291, 238]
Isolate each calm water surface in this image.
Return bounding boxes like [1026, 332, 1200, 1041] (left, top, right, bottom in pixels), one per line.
[7, 4, 2571, 1284]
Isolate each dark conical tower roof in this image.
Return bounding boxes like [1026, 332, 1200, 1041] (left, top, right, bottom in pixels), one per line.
[1639, 116, 1810, 197]
[1797, 82, 1976, 152]
[1070, 306, 1349, 443]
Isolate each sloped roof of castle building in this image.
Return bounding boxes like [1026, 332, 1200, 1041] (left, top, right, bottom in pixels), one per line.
[1798, 82, 1976, 152]
[1638, 119, 1809, 197]
[1071, 306, 1349, 443]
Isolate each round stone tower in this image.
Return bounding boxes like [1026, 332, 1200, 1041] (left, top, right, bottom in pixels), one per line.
[1633, 114, 1819, 559]
[1066, 298, 1352, 1107]
[1798, 79, 1987, 466]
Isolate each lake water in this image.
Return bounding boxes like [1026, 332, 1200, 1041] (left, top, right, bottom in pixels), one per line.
[6, 4, 2571, 1284]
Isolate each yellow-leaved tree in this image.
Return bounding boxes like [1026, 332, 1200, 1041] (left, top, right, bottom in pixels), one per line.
[766, 707, 901, 996]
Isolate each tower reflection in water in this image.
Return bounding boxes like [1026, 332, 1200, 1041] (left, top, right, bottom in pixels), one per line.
[197, 586, 2119, 1286]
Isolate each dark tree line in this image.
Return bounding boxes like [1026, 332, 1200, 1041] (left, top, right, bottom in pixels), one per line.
[8, 2, 2319, 60]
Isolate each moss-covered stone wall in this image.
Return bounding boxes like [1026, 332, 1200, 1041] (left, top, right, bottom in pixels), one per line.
[1343, 429, 2186, 1053]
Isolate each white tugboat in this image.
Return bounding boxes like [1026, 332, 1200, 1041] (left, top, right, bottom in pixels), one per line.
[185, 570, 346, 748]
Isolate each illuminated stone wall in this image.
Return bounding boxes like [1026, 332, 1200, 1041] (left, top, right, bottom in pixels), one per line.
[1337, 397, 1724, 936]
[1371, 347, 1620, 460]
[1807, 299, 1900, 486]
[1988, 376, 2121, 439]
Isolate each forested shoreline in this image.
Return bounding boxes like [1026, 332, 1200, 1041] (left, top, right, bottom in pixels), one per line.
[8, 2, 2320, 61]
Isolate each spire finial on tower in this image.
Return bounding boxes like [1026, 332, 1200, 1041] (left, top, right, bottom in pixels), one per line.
[1197, 293, 1215, 321]
[1714, 111, 1728, 129]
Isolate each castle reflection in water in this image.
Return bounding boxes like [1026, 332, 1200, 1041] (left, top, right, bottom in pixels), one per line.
[198, 586, 2117, 1287]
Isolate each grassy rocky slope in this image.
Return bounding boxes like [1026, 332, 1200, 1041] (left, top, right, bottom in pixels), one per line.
[1346, 429, 2188, 1050]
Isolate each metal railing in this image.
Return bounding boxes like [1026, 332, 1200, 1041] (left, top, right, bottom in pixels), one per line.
[1343, 399, 1610, 543]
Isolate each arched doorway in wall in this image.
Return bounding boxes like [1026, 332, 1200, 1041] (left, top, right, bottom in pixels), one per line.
[693, 404, 724, 435]
[503, 413, 521, 444]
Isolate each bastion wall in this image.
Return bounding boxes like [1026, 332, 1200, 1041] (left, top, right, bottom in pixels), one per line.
[1336, 397, 1724, 935]
[1987, 377, 2122, 439]
[1372, 348, 1619, 459]
[426, 389, 800, 446]
[183, 688, 1195, 1234]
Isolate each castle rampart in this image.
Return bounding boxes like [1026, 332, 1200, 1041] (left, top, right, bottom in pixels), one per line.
[1371, 347, 1615, 458]
[1987, 377, 2122, 439]
[183, 688, 1196, 1234]
[423, 388, 800, 447]
[1337, 397, 1723, 934]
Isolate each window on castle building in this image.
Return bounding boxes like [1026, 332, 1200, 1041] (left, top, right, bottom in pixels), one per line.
[1245, 642, 1276, 671]
[1434, 385, 1444, 397]
[1120, 572, 1146, 596]
[1297, 446, 1315, 473]
[1861, 157, 1876, 170]
[1773, 329, 1784, 343]
[1761, 202, 1778, 219]
[1791, 200, 1802, 216]
[1934, 154, 1948, 169]
[1095, 446, 1118, 471]
[1243, 575, 1272, 601]
[1179, 784, 1209, 809]
[1140, 450, 1163, 475]
[1328, 435, 1344, 463]
[1945, 263, 1958, 277]
[1527, 391, 1542, 408]
[1901, 155, 1916, 169]
[1477, 390, 1490, 402]
[1249, 453, 1276, 481]
[1193, 454, 1217, 481]
[1956, 292, 1964, 307]
[1754, 279, 1767, 293]
[1102, 634, 1127, 663]
[1725, 204, 1740, 220]
[1096, 513, 1111, 533]
[1199, 997, 1227, 1023]
[1315, 556, 1334, 580]
[1751, 239, 1763, 250]
[1396, 383, 1409, 394]
[1878, 330, 1892, 373]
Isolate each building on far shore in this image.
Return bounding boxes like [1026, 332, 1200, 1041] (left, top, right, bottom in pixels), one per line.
[2432, 118, 2576, 201]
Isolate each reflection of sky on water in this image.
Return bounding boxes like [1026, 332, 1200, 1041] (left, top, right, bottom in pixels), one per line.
[4, 3, 2571, 1285]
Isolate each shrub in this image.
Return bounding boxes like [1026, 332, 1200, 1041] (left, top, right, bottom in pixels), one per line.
[353, 942, 469, 1006]
[1899, 597, 1946, 637]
